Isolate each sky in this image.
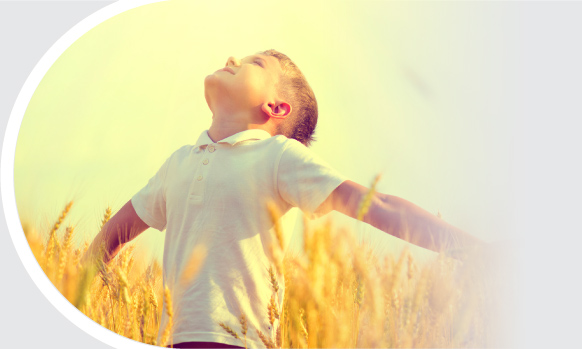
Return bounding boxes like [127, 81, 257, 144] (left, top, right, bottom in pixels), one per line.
[14, 0, 518, 268]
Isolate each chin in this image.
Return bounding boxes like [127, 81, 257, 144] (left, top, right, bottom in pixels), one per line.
[204, 89, 212, 111]
[204, 73, 216, 85]
[205, 73, 225, 91]
[203, 76, 215, 100]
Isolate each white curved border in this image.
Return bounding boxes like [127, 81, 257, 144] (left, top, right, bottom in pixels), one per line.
[1, 1, 166, 348]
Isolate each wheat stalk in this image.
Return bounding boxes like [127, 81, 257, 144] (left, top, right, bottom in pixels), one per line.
[22, 192, 491, 348]
[160, 285, 174, 348]
[100, 206, 112, 232]
[256, 328, 277, 349]
[239, 312, 248, 349]
[46, 200, 73, 244]
[357, 174, 381, 221]
[56, 225, 75, 284]
[219, 322, 242, 342]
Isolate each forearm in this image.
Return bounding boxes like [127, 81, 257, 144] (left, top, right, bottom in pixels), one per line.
[366, 194, 486, 254]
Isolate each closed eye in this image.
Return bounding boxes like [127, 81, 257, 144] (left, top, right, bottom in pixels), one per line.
[254, 61, 264, 67]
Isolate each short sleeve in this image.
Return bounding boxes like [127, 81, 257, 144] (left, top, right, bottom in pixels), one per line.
[131, 155, 172, 231]
[277, 140, 349, 219]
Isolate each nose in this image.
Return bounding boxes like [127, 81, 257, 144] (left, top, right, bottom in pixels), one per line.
[225, 56, 240, 67]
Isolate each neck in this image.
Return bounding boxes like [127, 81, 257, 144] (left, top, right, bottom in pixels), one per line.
[208, 111, 272, 143]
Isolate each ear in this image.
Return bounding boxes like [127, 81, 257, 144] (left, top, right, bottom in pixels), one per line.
[261, 101, 292, 120]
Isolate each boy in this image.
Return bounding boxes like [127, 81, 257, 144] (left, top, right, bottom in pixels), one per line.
[83, 49, 485, 348]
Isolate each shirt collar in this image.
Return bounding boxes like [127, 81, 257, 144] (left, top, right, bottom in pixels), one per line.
[194, 129, 272, 150]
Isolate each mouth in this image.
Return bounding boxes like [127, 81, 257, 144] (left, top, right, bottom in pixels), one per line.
[218, 67, 235, 75]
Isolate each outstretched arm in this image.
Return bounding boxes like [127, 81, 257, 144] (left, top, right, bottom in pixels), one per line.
[373, 194, 485, 253]
[318, 180, 486, 256]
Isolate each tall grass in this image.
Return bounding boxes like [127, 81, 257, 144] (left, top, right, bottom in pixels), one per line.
[25, 204, 165, 345]
[23, 177, 493, 348]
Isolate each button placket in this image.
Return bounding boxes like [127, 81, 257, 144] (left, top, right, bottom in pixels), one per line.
[203, 143, 216, 167]
[189, 143, 216, 203]
[200, 143, 216, 178]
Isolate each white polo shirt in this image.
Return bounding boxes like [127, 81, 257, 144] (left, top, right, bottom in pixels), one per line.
[131, 129, 349, 348]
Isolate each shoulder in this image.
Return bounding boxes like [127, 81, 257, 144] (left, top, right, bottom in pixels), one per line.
[271, 136, 312, 155]
[277, 137, 325, 164]
[268, 134, 296, 148]
[263, 135, 304, 158]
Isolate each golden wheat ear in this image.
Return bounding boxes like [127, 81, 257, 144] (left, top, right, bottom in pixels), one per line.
[255, 327, 277, 349]
[43, 201, 74, 273]
[239, 312, 248, 333]
[218, 322, 242, 341]
[217, 309, 250, 348]
[47, 201, 74, 243]
[56, 224, 75, 284]
[357, 173, 382, 221]
[239, 312, 249, 348]
[100, 206, 112, 232]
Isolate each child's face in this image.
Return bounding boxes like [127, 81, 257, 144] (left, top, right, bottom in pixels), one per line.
[204, 54, 283, 115]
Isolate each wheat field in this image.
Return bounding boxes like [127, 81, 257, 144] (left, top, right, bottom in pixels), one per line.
[22, 182, 498, 348]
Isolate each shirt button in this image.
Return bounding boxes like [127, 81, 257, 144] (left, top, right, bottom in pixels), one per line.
[208, 145, 215, 152]
[203, 159, 209, 165]
[197, 175, 203, 181]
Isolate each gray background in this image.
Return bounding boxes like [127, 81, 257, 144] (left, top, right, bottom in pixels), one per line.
[1, 2, 115, 348]
[2, 1, 582, 349]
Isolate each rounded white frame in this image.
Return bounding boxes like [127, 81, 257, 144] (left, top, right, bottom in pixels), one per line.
[1, 1, 167, 348]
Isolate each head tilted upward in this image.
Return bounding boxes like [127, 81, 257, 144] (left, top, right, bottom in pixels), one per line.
[204, 49, 318, 147]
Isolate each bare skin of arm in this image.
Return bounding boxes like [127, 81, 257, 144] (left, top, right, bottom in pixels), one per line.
[81, 199, 150, 267]
[318, 180, 486, 258]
